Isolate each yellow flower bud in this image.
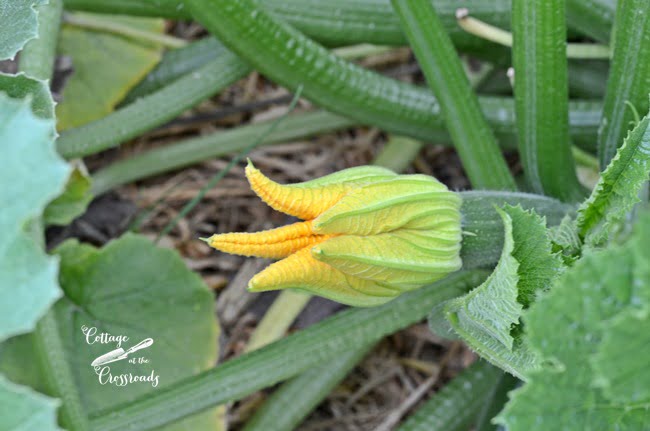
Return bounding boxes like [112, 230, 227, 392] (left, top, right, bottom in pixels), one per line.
[204, 161, 462, 307]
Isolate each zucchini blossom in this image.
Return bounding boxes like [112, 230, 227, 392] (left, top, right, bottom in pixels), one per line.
[204, 162, 462, 306]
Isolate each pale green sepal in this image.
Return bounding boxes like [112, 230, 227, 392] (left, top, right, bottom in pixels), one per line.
[313, 175, 460, 235]
[287, 165, 397, 189]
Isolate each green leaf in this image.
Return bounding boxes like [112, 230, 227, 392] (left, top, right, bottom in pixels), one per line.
[449, 208, 522, 351]
[43, 165, 92, 226]
[447, 205, 561, 378]
[0, 72, 55, 119]
[507, 206, 563, 307]
[0, 93, 69, 342]
[498, 213, 650, 430]
[0, 374, 61, 431]
[0, 0, 46, 60]
[447, 209, 535, 379]
[548, 215, 582, 264]
[591, 310, 650, 404]
[56, 13, 164, 130]
[1, 234, 220, 430]
[590, 213, 650, 404]
[577, 111, 650, 246]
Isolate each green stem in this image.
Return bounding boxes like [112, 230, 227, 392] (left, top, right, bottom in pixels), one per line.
[474, 372, 518, 431]
[456, 12, 610, 59]
[58, 4, 603, 162]
[397, 361, 502, 431]
[34, 310, 90, 430]
[391, 0, 515, 190]
[89, 271, 486, 431]
[188, 0, 513, 190]
[56, 52, 250, 158]
[62, 0, 512, 58]
[242, 341, 375, 431]
[63, 12, 187, 48]
[19, 0, 63, 80]
[185, 0, 458, 153]
[512, 0, 584, 201]
[90, 110, 355, 195]
[61, 0, 614, 53]
[597, 0, 650, 169]
[90, 100, 603, 195]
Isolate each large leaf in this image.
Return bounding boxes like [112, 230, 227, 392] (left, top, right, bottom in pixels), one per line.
[590, 213, 650, 404]
[0, 375, 61, 431]
[0, 0, 45, 60]
[446, 206, 561, 379]
[0, 93, 69, 342]
[0, 234, 220, 430]
[56, 13, 164, 130]
[498, 212, 650, 430]
[577, 110, 650, 245]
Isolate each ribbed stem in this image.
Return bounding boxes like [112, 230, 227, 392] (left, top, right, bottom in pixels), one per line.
[512, 0, 584, 201]
[597, 0, 650, 168]
[392, 0, 516, 190]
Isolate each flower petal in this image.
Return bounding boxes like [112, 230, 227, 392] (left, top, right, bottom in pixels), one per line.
[245, 161, 396, 220]
[205, 220, 329, 259]
[248, 247, 400, 307]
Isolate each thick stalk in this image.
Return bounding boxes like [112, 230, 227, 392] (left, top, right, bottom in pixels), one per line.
[397, 361, 502, 431]
[61, 0, 614, 47]
[242, 342, 375, 431]
[512, 0, 583, 201]
[186, 0, 514, 189]
[90, 111, 355, 194]
[91, 101, 603, 195]
[597, 0, 650, 168]
[34, 310, 90, 430]
[391, 0, 515, 190]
